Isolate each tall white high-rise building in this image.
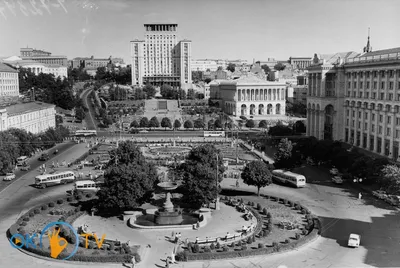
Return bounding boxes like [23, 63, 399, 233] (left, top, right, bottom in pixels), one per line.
[130, 24, 192, 88]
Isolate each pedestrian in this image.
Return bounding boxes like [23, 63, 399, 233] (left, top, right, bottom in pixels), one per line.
[236, 179, 239, 188]
[171, 231, 175, 241]
[358, 192, 362, 199]
[131, 255, 136, 268]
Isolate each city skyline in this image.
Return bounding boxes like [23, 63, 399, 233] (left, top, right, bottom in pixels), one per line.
[0, 0, 399, 64]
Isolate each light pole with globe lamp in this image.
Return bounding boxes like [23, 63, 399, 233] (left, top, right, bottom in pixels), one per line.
[353, 177, 364, 199]
[215, 153, 220, 210]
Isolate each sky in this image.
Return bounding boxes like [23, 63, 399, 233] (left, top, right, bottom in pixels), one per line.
[0, 0, 399, 64]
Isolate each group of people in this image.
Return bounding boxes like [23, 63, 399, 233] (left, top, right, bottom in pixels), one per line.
[171, 232, 182, 244]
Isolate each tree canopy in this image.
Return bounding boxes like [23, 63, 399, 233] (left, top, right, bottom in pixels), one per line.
[173, 119, 181, 129]
[227, 63, 236, 72]
[274, 62, 286, 71]
[194, 118, 205, 129]
[97, 141, 157, 212]
[149, 116, 160, 129]
[184, 120, 193, 129]
[273, 138, 296, 169]
[260, 64, 271, 74]
[259, 120, 268, 128]
[178, 144, 225, 208]
[241, 160, 272, 196]
[140, 117, 149, 128]
[161, 117, 172, 130]
[160, 85, 186, 99]
[143, 84, 156, 99]
[245, 119, 255, 129]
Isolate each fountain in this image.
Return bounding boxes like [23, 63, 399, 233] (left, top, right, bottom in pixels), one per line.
[153, 182, 183, 225]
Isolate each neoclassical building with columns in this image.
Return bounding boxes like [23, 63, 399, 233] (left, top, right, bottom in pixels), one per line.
[209, 74, 286, 116]
[307, 41, 400, 160]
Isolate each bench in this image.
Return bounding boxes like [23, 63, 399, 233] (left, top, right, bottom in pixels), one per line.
[195, 237, 219, 244]
[223, 233, 240, 241]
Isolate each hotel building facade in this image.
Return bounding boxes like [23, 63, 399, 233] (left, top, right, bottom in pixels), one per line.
[307, 40, 400, 160]
[0, 63, 19, 99]
[20, 48, 68, 67]
[130, 24, 192, 87]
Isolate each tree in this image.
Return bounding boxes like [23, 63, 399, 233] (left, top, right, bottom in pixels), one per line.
[140, 117, 149, 128]
[241, 160, 272, 196]
[184, 120, 193, 130]
[143, 84, 156, 99]
[245, 119, 255, 129]
[160, 84, 173, 98]
[75, 107, 86, 121]
[194, 118, 205, 129]
[274, 62, 286, 71]
[381, 164, 400, 194]
[261, 64, 271, 74]
[178, 144, 225, 207]
[130, 120, 139, 128]
[148, 116, 160, 129]
[173, 119, 181, 130]
[268, 125, 292, 136]
[187, 89, 195, 100]
[214, 119, 222, 130]
[227, 63, 236, 72]
[97, 141, 157, 213]
[259, 120, 268, 129]
[207, 120, 214, 130]
[95, 67, 108, 80]
[273, 138, 295, 169]
[161, 117, 172, 130]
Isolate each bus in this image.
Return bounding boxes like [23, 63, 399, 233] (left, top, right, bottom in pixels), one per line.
[16, 156, 29, 166]
[35, 171, 75, 189]
[74, 130, 97, 137]
[271, 169, 306, 188]
[74, 180, 103, 193]
[204, 131, 225, 137]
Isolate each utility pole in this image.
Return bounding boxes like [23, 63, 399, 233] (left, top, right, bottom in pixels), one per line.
[216, 153, 220, 210]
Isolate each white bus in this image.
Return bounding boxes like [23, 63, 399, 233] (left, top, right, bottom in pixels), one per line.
[204, 131, 225, 137]
[74, 130, 97, 137]
[271, 169, 306, 188]
[74, 180, 103, 193]
[16, 156, 29, 166]
[35, 171, 76, 189]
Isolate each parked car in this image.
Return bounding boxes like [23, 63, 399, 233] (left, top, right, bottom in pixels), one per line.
[372, 190, 388, 200]
[348, 234, 361, 248]
[332, 176, 343, 184]
[39, 153, 50, 161]
[384, 195, 400, 206]
[20, 164, 31, 171]
[3, 173, 16, 181]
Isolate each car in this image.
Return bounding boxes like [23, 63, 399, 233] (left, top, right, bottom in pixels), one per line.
[372, 190, 388, 200]
[39, 153, 50, 161]
[3, 173, 16, 181]
[384, 195, 400, 206]
[94, 170, 105, 178]
[348, 234, 360, 248]
[332, 176, 343, 184]
[139, 130, 148, 133]
[20, 164, 31, 171]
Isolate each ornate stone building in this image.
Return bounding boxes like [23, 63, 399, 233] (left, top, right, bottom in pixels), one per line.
[209, 74, 286, 117]
[307, 37, 400, 160]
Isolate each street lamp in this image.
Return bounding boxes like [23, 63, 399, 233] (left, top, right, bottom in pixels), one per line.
[215, 153, 220, 210]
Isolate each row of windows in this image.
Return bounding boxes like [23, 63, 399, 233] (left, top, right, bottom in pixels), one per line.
[40, 173, 74, 182]
[0, 73, 17, 78]
[346, 120, 400, 138]
[348, 81, 400, 90]
[347, 91, 400, 101]
[346, 70, 400, 79]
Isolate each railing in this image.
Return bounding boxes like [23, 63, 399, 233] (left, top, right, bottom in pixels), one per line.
[346, 52, 400, 64]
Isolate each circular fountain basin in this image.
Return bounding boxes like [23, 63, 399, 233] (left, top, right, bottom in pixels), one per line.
[135, 213, 199, 227]
[150, 146, 191, 155]
[157, 182, 178, 191]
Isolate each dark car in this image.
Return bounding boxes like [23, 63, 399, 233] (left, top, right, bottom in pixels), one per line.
[39, 153, 50, 161]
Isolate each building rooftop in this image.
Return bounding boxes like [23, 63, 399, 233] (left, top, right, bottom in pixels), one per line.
[218, 74, 285, 86]
[312, 51, 358, 65]
[0, 62, 17, 73]
[4, 102, 55, 116]
[360, 47, 400, 57]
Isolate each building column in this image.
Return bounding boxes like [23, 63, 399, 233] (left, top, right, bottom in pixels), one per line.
[382, 109, 388, 156]
[354, 106, 359, 146]
[360, 107, 365, 148]
[366, 106, 371, 150]
[319, 110, 324, 140]
[373, 109, 379, 153]
[306, 108, 311, 136]
[390, 107, 395, 158]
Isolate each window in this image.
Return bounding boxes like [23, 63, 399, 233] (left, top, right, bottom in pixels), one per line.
[359, 92, 363, 98]
[360, 82, 363, 89]
[389, 82, 393, 90]
[358, 121, 361, 129]
[388, 116, 392, 124]
[366, 92, 369, 98]
[372, 124, 375, 132]
[380, 93, 384, 100]
[346, 110, 349, 116]
[379, 115, 383, 122]
[390, 70, 394, 77]
[381, 81, 385, 89]
[353, 82, 357, 88]
[397, 130, 400, 139]
[372, 92, 376, 99]
[386, 128, 391, 136]
[346, 119, 349, 126]
[347, 91, 350, 97]
[382, 71, 385, 78]
[379, 126, 382, 134]
[373, 82, 377, 89]
[365, 112, 368, 119]
[372, 114, 375, 121]
[352, 120, 355, 127]
[352, 111, 355, 117]
[366, 72, 370, 78]
[364, 123, 368, 130]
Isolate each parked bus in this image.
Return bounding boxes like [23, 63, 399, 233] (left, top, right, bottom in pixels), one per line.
[16, 156, 29, 166]
[35, 171, 75, 189]
[74, 130, 97, 137]
[271, 169, 306, 188]
[204, 131, 225, 137]
[74, 180, 103, 193]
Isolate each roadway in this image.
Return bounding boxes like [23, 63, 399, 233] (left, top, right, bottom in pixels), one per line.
[81, 87, 97, 131]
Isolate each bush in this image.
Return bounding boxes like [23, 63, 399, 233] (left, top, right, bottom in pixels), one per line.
[215, 242, 220, 249]
[41, 205, 48, 211]
[223, 246, 228, 252]
[285, 239, 290, 244]
[291, 202, 296, 207]
[258, 243, 264, 248]
[295, 233, 301, 240]
[273, 243, 280, 252]
[230, 242, 235, 248]
[251, 202, 255, 206]
[266, 212, 272, 219]
[86, 193, 92, 198]
[287, 200, 291, 206]
[247, 201, 252, 205]
[263, 230, 268, 237]
[76, 195, 83, 201]
[23, 217, 30, 222]
[57, 199, 64, 204]
[193, 244, 200, 253]
[109, 242, 115, 251]
[29, 212, 35, 217]
[88, 241, 94, 249]
[256, 203, 262, 210]
[20, 221, 27, 226]
[210, 243, 215, 250]
[34, 208, 41, 214]
[302, 229, 308, 235]
[176, 251, 188, 261]
[262, 208, 267, 215]
[283, 199, 289, 205]
[49, 202, 55, 207]
[272, 241, 278, 247]
[66, 197, 73, 202]
[252, 235, 256, 243]
[247, 237, 252, 244]
[294, 204, 301, 210]
[241, 245, 247, 251]
[204, 246, 211, 252]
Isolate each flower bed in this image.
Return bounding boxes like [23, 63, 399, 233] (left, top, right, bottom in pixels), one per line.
[7, 195, 140, 264]
[176, 195, 320, 261]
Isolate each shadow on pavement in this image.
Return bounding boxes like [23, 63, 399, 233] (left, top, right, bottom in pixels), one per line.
[220, 189, 256, 197]
[320, 213, 400, 267]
